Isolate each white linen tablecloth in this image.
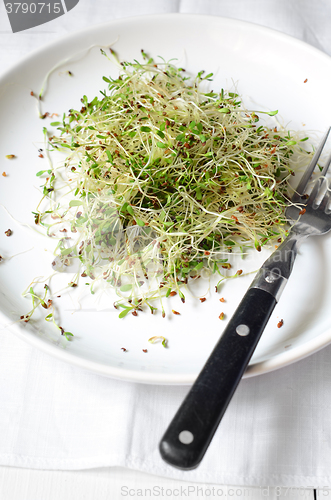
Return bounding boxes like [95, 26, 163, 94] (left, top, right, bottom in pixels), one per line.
[1, 0, 331, 488]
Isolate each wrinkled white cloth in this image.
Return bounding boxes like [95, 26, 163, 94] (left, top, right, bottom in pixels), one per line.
[1, 0, 331, 487]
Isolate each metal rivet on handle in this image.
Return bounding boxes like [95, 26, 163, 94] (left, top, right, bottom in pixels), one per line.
[178, 430, 194, 445]
[265, 273, 278, 283]
[236, 324, 250, 336]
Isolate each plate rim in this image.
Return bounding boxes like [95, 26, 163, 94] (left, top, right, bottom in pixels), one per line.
[3, 317, 331, 384]
[1, 12, 331, 385]
[2, 13, 331, 81]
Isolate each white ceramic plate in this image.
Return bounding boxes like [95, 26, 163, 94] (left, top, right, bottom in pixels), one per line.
[1, 14, 331, 384]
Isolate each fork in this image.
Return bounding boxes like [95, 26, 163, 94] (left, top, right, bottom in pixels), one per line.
[159, 127, 331, 470]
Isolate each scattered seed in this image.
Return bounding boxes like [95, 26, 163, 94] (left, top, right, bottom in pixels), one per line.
[121, 347, 127, 352]
[172, 310, 180, 315]
[236, 269, 243, 276]
[199, 297, 206, 303]
[142, 349, 148, 353]
[5, 155, 15, 160]
[169, 291, 177, 297]
[5, 229, 12, 237]
[304, 78, 308, 83]
[2, 172, 7, 177]
[299, 208, 306, 215]
[219, 297, 225, 303]
[277, 319, 284, 328]
[132, 310, 138, 316]
[219, 312, 225, 320]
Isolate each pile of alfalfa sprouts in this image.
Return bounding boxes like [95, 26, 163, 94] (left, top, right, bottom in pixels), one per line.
[30, 49, 311, 322]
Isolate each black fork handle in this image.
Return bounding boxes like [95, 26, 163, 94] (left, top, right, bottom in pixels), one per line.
[159, 287, 276, 470]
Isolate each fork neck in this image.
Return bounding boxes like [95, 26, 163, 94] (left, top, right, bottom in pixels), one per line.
[262, 231, 306, 279]
[249, 231, 307, 302]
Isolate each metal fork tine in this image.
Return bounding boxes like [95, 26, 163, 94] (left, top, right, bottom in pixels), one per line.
[308, 150, 331, 204]
[320, 187, 331, 212]
[295, 126, 331, 196]
[320, 152, 331, 213]
[308, 177, 323, 203]
[320, 150, 331, 177]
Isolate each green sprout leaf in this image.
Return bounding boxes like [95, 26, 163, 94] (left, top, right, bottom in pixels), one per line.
[148, 336, 168, 348]
[119, 307, 133, 318]
[140, 126, 151, 133]
[69, 200, 84, 207]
